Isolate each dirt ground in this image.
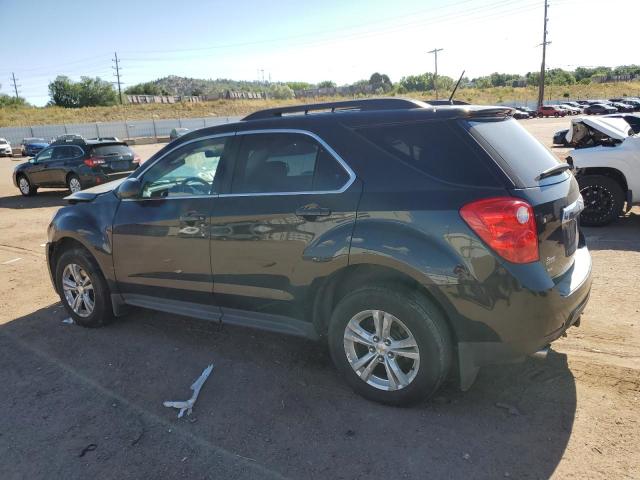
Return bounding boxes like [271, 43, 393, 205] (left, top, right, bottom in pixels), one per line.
[0, 117, 638, 479]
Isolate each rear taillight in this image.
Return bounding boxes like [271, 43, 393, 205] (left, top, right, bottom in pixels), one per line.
[460, 197, 539, 264]
[84, 157, 105, 168]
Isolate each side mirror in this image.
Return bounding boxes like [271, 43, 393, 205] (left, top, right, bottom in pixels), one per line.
[117, 178, 142, 199]
[29, 157, 36, 164]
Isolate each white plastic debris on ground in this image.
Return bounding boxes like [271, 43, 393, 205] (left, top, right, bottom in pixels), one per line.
[62, 318, 74, 324]
[164, 364, 213, 418]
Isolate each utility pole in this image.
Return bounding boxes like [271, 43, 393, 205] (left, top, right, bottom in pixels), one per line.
[427, 48, 444, 99]
[10, 72, 20, 99]
[536, 0, 550, 109]
[112, 52, 123, 104]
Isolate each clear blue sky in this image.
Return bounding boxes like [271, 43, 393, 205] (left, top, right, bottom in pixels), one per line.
[0, 0, 637, 106]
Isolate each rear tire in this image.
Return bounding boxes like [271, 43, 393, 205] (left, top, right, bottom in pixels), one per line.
[17, 174, 37, 196]
[578, 175, 625, 227]
[55, 247, 114, 327]
[328, 286, 452, 406]
[67, 174, 82, 193]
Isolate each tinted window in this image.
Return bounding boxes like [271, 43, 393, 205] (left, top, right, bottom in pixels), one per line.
[54, 146, 83, 158]
[468, 118, 566, 187]
[140, 137, 227, 198]
[35, 148, 54, 162]
[231, 133, 349, 194]
[91, 145, 133, 156]
[356, 121, 499, 186]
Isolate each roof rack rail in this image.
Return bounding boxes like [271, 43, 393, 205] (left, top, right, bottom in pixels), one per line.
[242, 98, 428, 121]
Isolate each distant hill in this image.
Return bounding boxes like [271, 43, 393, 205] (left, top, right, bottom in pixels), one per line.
[147, 75, 271, 96]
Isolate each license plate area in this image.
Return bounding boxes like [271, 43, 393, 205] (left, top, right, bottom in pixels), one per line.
[561, 196, 584, 257]
[110, 160, 129, 171]
[562, 218, 578, 257]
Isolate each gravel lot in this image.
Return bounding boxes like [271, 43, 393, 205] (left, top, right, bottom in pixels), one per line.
[0, 117, 638, 479]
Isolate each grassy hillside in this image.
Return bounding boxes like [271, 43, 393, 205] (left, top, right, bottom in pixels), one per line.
[2, 82, 639, 128]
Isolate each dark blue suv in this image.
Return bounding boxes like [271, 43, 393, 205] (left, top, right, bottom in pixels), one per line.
[45, 99, 592, 405]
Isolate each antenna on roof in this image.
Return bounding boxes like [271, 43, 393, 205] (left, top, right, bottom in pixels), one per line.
[449, 70, 465, 103]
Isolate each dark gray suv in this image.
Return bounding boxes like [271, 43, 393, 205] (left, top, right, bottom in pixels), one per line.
[46, 99, 592, 405]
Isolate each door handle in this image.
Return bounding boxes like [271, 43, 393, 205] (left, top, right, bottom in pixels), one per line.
[295, 206, 331, 218]
[180, 212, 207, 222]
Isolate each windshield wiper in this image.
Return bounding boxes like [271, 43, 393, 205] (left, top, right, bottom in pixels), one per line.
[536, 163, 573, 181]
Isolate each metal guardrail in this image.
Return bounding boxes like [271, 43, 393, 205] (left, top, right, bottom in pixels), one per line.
[0, 116, 243, 148]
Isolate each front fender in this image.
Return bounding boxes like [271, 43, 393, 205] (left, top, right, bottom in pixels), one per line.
[48, 194, 119, 292]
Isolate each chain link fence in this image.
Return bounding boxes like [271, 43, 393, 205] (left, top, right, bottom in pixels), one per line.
[0, 116, 243, 148]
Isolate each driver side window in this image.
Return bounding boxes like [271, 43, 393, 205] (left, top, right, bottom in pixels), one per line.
[35, 147, 54, 163]
[140, 137, 228, 198]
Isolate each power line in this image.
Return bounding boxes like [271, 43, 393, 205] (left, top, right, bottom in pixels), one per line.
[10, 72, 20, 99]
[427, 48, 444, 100]
[112, 52, 123, 105]
[537, 0, 550, 108]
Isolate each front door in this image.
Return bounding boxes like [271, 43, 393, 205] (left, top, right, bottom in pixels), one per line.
[210, 130, 361, 325]
[112, 134, 232, 311]
[28, 147, 55, 185]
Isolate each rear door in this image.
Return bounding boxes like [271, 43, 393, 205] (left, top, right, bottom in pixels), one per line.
[210, 130, 360, 324]
[467, 118, 581, 278]
[46, 145, 84, 185]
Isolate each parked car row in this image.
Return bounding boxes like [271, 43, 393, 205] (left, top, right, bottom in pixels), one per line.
[511, 98, 640, 120]
[13, 137, 140, 196]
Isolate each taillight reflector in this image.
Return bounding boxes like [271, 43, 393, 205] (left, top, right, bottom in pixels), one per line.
[460, 197, 539, 264]
[84, 157, 105, 167]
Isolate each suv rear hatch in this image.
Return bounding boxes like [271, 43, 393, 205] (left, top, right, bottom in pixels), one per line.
[87, 143, 139, 175]
[467, 118, 582, 278]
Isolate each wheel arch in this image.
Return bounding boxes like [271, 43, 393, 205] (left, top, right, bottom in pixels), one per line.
[309, 263, 459, 346]
[576, 166, 628, 192]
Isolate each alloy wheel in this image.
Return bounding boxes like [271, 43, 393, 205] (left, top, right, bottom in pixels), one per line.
[69, 177, 81, 193]
[62, 263, 95, 317]
[19, 177, 30, 195]
[343, 309, 420, 391]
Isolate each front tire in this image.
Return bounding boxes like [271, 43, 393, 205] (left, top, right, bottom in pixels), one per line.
[55, 248, 113, 327]
[578, 175, 625, 226]
[328, 286, 452, 406]
[17, 174, 37, 196]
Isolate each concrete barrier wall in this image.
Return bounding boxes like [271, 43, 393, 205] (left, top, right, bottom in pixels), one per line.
[0, 116, 243, 147]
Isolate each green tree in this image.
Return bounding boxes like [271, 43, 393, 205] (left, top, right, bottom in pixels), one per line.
[285, 81, 312, 91]
[317, 80, 337, 89]
[125, 82, 161, 95]
[369, 72, 393, 92]
[48, 76, 117, 108]
[0, 93, 28, 107]
[269, 84, 294, 99]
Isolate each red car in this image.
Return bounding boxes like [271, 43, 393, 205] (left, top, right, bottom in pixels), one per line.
[537, 105, 567, 118]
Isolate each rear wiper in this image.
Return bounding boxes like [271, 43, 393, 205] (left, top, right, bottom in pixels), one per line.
[536, 163, 573, 181]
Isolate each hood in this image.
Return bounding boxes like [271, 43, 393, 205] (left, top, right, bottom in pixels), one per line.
[567, 116, 631, 144]
[64, 177, 126, 203]
[27, 142, 49, 148]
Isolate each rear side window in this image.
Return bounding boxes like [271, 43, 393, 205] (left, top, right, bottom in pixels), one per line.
[231, 133, 350, 194]
[355, 121, 499, 186]
[91, 145, 133, 156]
[467, 118, 566, 187]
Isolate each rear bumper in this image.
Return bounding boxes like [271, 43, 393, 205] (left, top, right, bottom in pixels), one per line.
[454, 245, 592, 390]
[79, 170, 133, 187]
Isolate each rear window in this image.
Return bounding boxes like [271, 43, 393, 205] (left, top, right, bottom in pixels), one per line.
[91, 145, 132, 156]
[467, 118, 567, 187]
